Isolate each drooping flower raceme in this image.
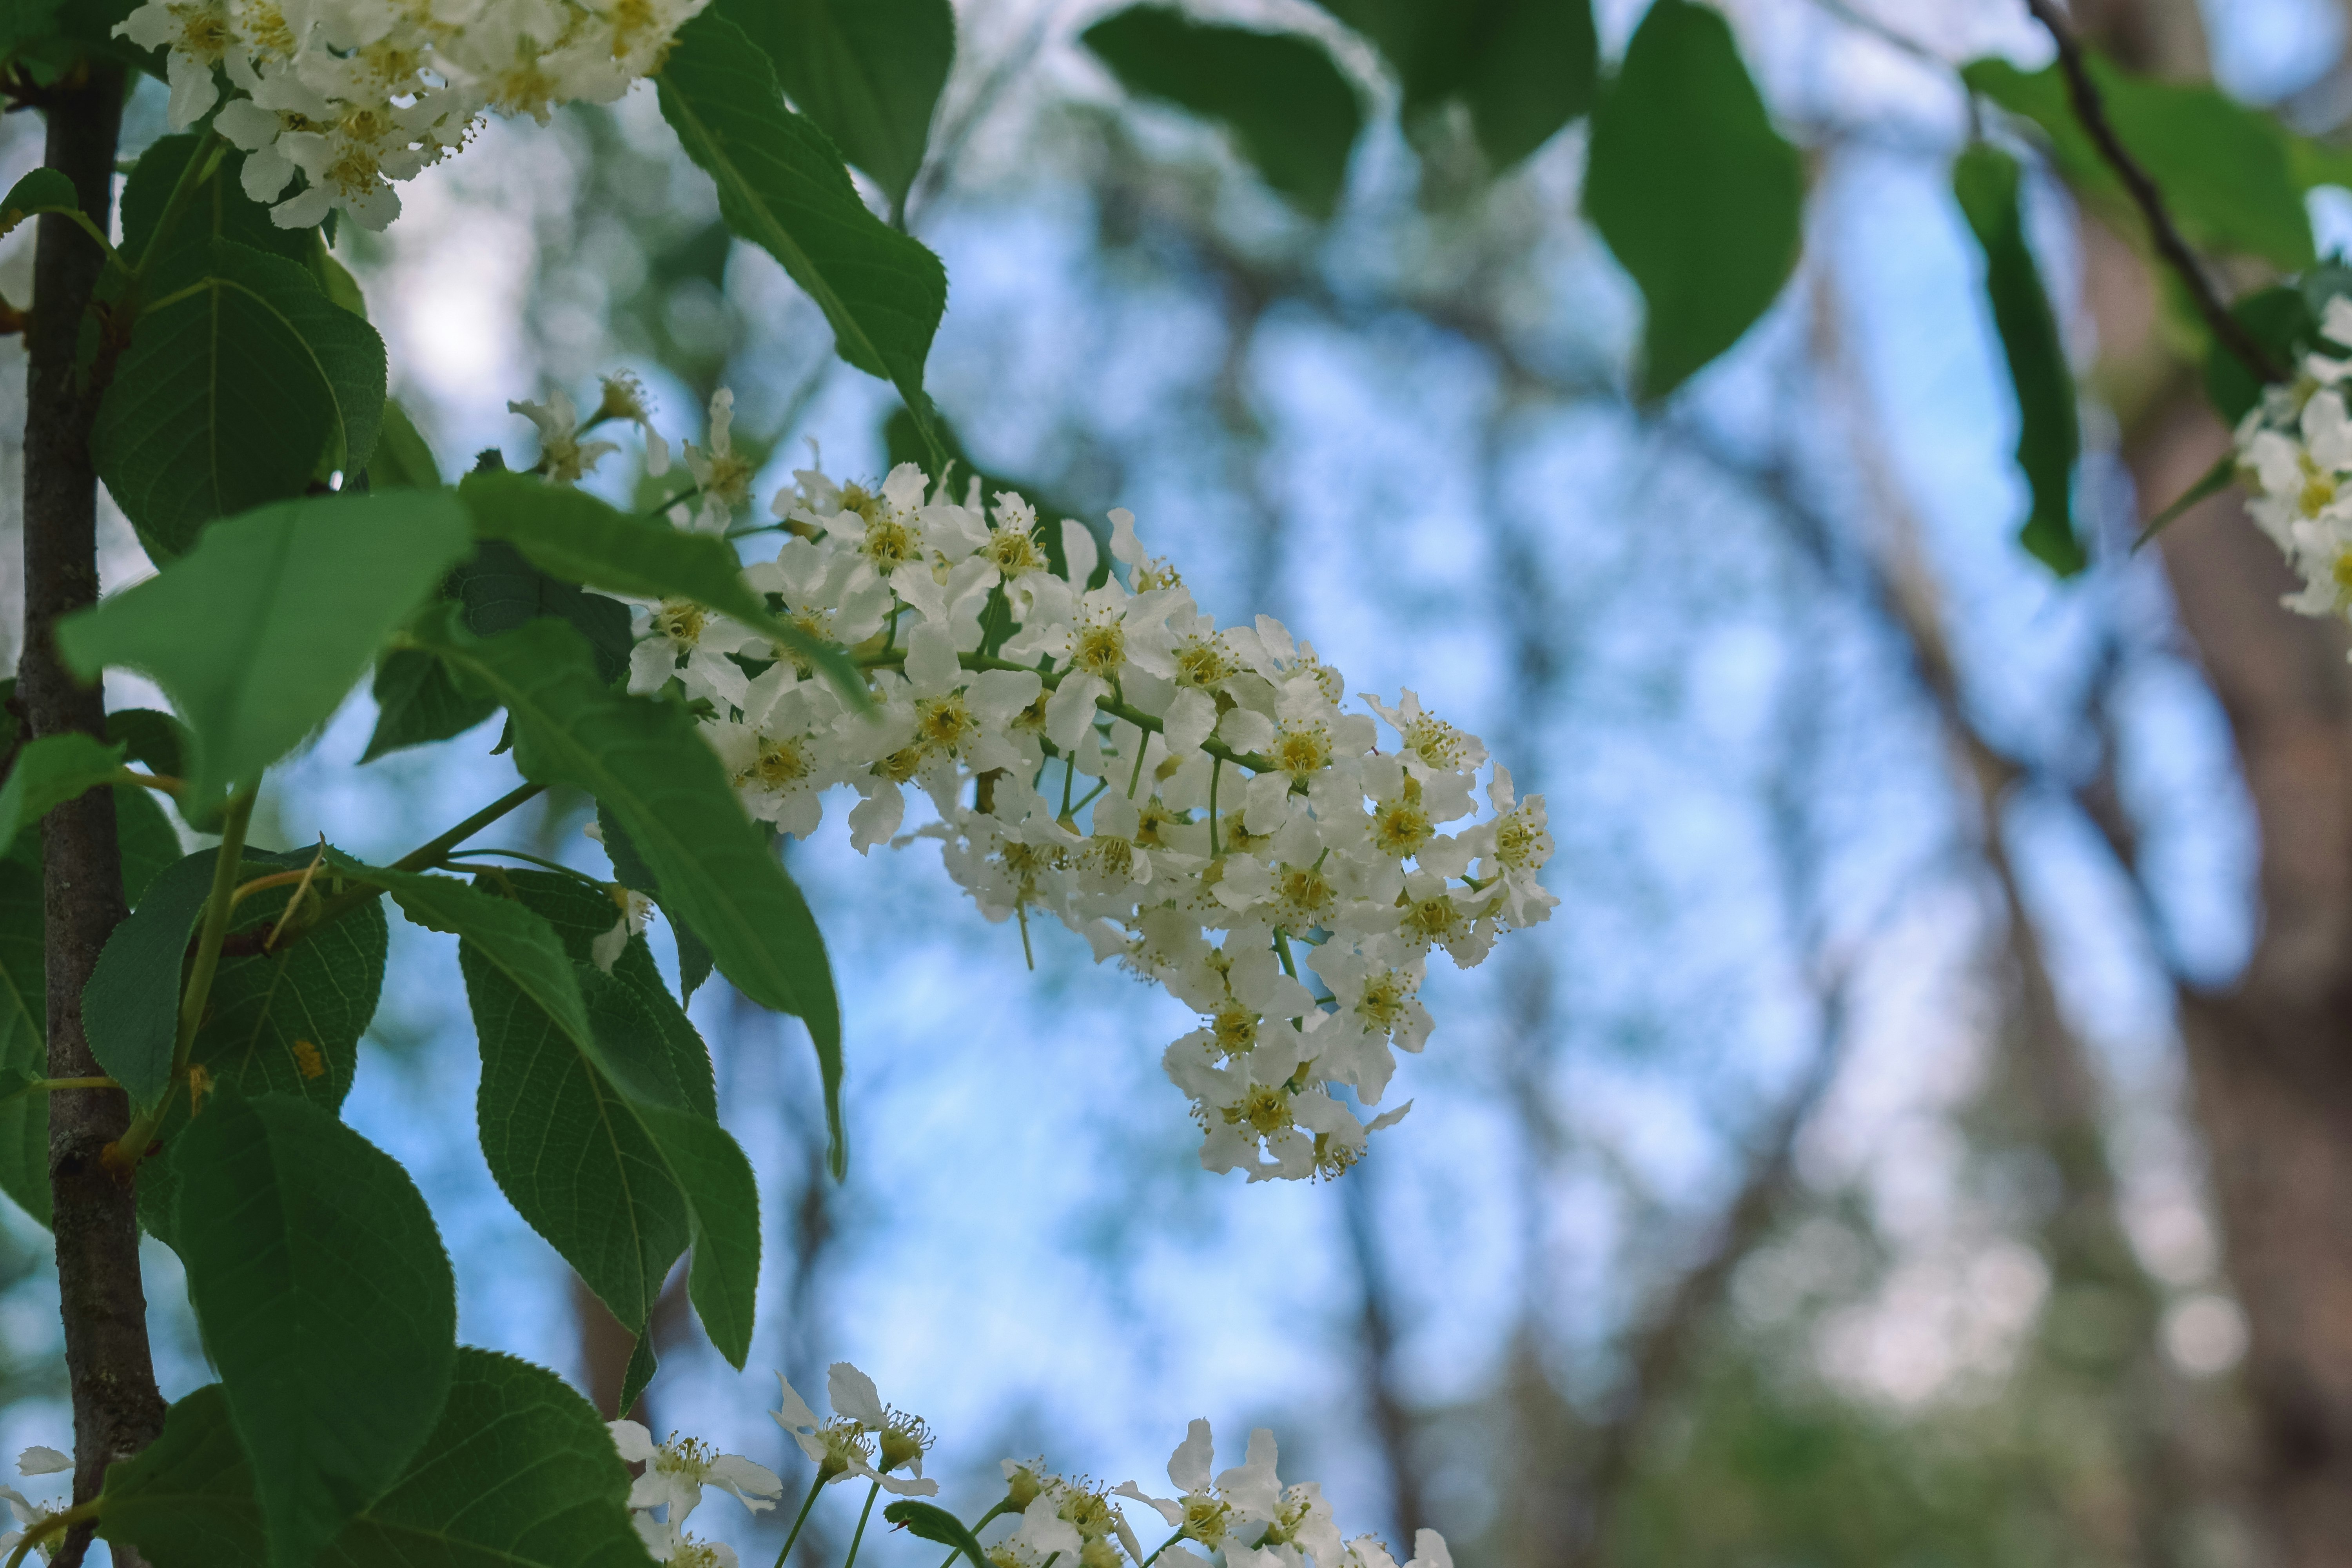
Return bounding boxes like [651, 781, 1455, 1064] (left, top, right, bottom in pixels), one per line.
[114, 0, 709, 230]
[577, 390, 1556, 1181]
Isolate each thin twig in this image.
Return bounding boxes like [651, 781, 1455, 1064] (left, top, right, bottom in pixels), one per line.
[2020, 0, 2283, 382]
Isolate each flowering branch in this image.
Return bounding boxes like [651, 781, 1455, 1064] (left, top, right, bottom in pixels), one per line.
[2020, 0, 2283, 382]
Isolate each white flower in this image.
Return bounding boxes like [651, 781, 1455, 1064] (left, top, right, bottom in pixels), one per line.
[608, 1420, 783, 1528]
[0, 1446, 72, 1564]
[682, 388, 757, 532]
[510, 388, 620, 485]
[634, 1513, 742, 1568]
[591, 886, 654, 973]
[772, 1364, 940, 1495]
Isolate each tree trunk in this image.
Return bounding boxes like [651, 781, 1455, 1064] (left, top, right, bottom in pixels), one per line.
[22, 60, 163, 1568]
[2140, 395, 2352, 1566]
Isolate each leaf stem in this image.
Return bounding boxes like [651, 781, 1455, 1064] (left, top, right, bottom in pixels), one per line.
[283, 780, 548, 951]
[772, 1473, 826, 1568]
[1138, 1530, 1185, 1568]
[932, 1500, 1012, 1568]
[4, 1498, 100, 1568]
[840, 1481, 882, 1568]
[5, 1075, 119, 1097]
[439, 846, 611, 888]
[110, 766, 180, 795]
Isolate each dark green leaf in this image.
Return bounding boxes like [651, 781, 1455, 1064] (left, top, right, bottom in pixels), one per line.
[364, 397, 442, 491]
[1583, 0, 1804, 399]
[120, 135, 311, 283]
[0, 166, 75, 231]
[1310, 0, 1594, 172]
[57, 489, 474, 803]
[363, 648, 501, 762]
[636, 1100, 759, 1366]
[418, 610, 845, 1171]
[659, 12, 949, 455]
[454, 539, 634, 688]
[619, 1333, 657, 1416]
[1953, 144, 2083, 577]
[0, 733, 125, 860]
[82, 848, 221, 1108]
[719, 0, 953, 213]
[596, 804, 714, 1002]
[0, 0, 67, 67]
[108, 706, 189, 781]
[114, 780, 182, 908]
[94, 240, 388, 559]
[457, 469, 865, 702]
[2206, 284, 2311, 425]
[1962, 55, 2312, 272]
[1083, 6, 1361, 219]
[172, 1093, 457, 1568]
[885, 1500, 994, 1568]
[101, 1351, 657, 1568]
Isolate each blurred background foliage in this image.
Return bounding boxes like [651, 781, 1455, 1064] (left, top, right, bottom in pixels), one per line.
[6, 0, 2350, 1563]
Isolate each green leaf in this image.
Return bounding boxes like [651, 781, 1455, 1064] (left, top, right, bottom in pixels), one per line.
[719, 0, 953, 214]
[0, 166, 76, 232]
[190, 850, 386, 1115]
[635, 1100, 759, 1366]
[659, 12, 949, 454]
[457, 469, 866, 702]
[172, 1092, 457, 1568]
[0, 0, 67, 68]
[418, 611, 846, 1172]
[1962, 55, 2314, 273]
[361, 649, 501, 763]
[108, 706, 189, 782]
[1310, 0, 1594, 172]
[619, 1333, 658, 1416]
[325, 855, 599, 1060]
[596, 804, 714, 1002]
[82, 848, 221, 1108]
[1583, 0, 1804, 399]
[114, 780, 183, 909]
[454, 540, 635, 688]
[364, 397, 443, 491]
[56, 489, 474, 803]
[2206, 283, 2311, 425]
[120, 135, 312, 283]
[94, 239, 388, 559]
[885, 1500, 995, 1568]
[1953, 144, 2083, 577]
[1083, 7, 1361, 219]
[101, 1351, 657, 1568]
[0, 733, 126, 861]
[2134, 451, 2238, 550]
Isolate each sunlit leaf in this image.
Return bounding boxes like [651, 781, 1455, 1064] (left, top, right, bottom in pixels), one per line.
[720, 0, 953, 214]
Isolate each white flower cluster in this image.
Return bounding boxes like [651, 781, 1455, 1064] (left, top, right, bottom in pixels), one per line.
[114, 0, 706, 229]
[611, 1372, 1450, 1568]
[2232, 295, 2352, 622]
[524, 384, 1559, 1181]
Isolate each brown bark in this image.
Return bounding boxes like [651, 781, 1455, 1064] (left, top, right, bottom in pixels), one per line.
[2137, 395, 2352, 1565]
[22, 62, 163, 1568]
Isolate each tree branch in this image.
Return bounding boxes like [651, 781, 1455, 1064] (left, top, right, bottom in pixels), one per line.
[20, 60, 163, 1568]
[2021, 0, 2285, 383]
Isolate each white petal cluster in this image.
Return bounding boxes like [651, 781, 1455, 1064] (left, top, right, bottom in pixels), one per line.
[0, 1444, 72, 1564]
[608, 1418, 782, 1568]
[1103, 1420, 1445, 1568]
[601, 390, 1557, 1182]
[772, 1362, 939, 1496]
[2232, 296, 2352, 622]
[114, 0, 708, 230]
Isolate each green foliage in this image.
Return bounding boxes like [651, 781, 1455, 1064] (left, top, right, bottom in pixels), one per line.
[1311, 0, 1596, 172]
[1953, 145, 2084, 577]
[107, 706, 190, 782]
[452, 867, 753, 1365]
[597, 804, 715, 1001]
[1962, 56, 2316, 274]
[1584, 0, 1804, 399]
[417, 610, 846, 1171]
[95, 240, 387, 559]
[886, 1500, 996, 1568]
[452, 540, 635, 685]
[365, 398, 444, 490]
[83, 848, 225, 1108]
[101, 1351, 657, 1568]
[172, 1092, 457, 1568]
[0, 0, 67, 68]
[2205, 284, 2314, 424]
[719, 0, 953, 214]
[457, 469, 864, 699]
[362, 651, 501, 762]
[0, 733, 126, 860]
[120, 136, 313, 285]
[0, 166, 76, 229]
[658, 12, 949, 458]
[57, 489, 474, 803]
[1083, 7, 1363, 220]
